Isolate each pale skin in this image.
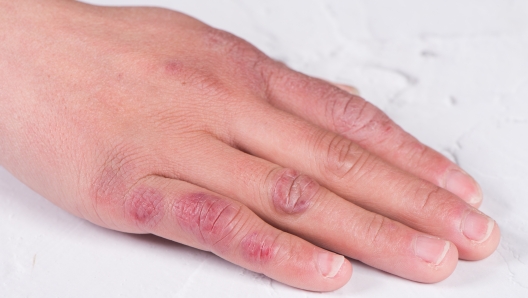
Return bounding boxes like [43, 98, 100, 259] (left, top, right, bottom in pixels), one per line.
[0, 0, 500, 292]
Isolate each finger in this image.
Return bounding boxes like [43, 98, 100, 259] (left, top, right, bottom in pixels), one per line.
[92, 175, 351, 292]
[265, 68, 483, 207]
[160, 137, 458, 283]
[231, 106, 500, 261]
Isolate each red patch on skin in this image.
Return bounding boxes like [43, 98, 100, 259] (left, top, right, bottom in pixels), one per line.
[124, 186, 165, 231]
[164, 60, 184, 76]
[88, 151, 146, 228]
[173, 193, 241, 251]
[240, 232, 278, 264]
[272, 169, 319, 214]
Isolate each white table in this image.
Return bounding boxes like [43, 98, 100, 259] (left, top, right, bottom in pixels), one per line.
[1, 1, 527, 297]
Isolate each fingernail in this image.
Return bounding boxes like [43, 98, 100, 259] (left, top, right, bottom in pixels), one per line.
[445, 169, 483, 205]
[414, 236, 450, 265]
[335, 83, 360, 96]
[461, 210, 495, 243]
[317, 251, 345, 278]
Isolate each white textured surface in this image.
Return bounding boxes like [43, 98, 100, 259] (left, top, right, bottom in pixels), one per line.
[1, 0, 528, 297]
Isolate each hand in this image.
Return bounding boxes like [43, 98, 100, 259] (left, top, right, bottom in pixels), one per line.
[0, 1, 499, 291]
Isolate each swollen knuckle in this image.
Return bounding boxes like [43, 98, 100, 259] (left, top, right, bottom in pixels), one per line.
[322, 134, 372, 180]
[173, 193, 244, 250]
[268, 168, 320, 215]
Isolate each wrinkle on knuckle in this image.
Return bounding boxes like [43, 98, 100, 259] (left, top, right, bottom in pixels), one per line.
[327, 93, 365, 133]
[363, 214, 395, 250]
[123, 184, 165, 231]
[173, 193, 243, 251]
[330, 96, 393, 143]
[322, 134, 372, 180]
[240, 231, 284, 266]
[89, 145, 148, 221]
[271, 71, 336, 100]
[400, 142, 455, 181]
[398, 139, 428, 165]
[269, 168, 320, 215]
[273, 70, 313, 93]
[90, 157, 128, 208]
[416, 185, 444, 213]
[387, 134, 432, 171]
[413, 185, 465, 224]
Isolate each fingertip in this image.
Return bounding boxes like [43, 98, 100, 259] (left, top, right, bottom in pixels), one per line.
[459, 219, 501, 261]
[419, 240, 459, 283]
[405, 236, 459, 284]
[335, 256, 353, 286]
[314, 253, 353, 291]
[282, 248, 352, 292]
[444, 169, 483, 208]
[317, 252, 344, 278]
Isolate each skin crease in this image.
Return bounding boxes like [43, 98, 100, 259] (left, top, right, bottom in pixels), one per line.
[0, 0, 500, 292]
[271, 168, 319, 214]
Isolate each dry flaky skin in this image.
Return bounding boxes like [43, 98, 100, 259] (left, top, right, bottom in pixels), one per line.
[0, 0, 499, 291]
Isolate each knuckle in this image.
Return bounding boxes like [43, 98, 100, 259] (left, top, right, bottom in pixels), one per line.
[123, 182, 165, 231]
[322, 134, 373, 180]
[269, 69, 312, 93]
[413, 185, 465, 224]
[396, 139, 428, 166]
[240, 231, 285, 266]
[362, 214, 397, 249]
[88, 144, 149, 225]
[414, 185, 445, 214]
[329, 96, 393, 142]
[202, 27, 245, 52]
[172, 193, 244, 251]
[201, 27, 263, 65]
[200, 27, 270, 94]
[163, 60, 232, 99]
[90, 155, 129, 208]
[160, 29, 271, 108]
[268, 168, 320, 215]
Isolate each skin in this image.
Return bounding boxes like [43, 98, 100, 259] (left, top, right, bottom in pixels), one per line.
[0, 0, 500, 292]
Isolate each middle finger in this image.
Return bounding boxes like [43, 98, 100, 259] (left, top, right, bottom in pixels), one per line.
[231, 104, 500, 261]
